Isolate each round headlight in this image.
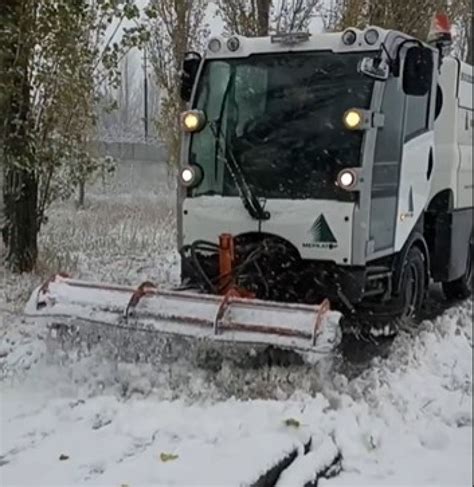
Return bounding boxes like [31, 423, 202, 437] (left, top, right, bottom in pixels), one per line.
[227, 36, 240, 52]
[364, 28, 379, 45]
[343, 109, 363, 130]
[337, 169, 357, 190]
[208, 38, 222, 53]
[342, 29, 357, 45]
[180, 110, 206, 133]
[179, 165, 203, 188]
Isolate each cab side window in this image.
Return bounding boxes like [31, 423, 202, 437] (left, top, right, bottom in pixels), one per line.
[405, 90, 431, 140]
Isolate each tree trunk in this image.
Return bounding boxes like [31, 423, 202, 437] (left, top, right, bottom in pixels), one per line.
[2, 0, 38, 273]
[77, 179, 86, 208]
[466, 22, 473, 65]
[0, 164, 6, 249]
[0, 3, 10, 251]
[256, 0, 271, 35]
[4, 170, 38, 272]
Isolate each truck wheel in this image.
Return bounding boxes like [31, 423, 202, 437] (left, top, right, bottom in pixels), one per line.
[442, 237, 473, 301]
[399, 246, 427, 319]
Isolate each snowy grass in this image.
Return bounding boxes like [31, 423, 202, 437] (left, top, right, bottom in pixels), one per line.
[38, 196, 178, 285]
[1, 192, 179, 313]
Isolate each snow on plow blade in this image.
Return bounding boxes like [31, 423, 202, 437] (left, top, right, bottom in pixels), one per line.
[24, 275, 342, 363]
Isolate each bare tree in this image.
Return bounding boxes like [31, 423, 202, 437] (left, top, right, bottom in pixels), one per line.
[120, 55, 130, 134]
[0, 162, 5, 249]
[216, 0, 322, 36]
[216, 0, 271, 36]
[273, 0, 322, 32]
[96, 50, 159, 143]
[146, 0, 209, 173]
[452, 0, 473, 63]
[463, 17, 473, 64]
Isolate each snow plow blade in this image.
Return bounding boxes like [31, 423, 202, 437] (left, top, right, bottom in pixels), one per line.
[24, 275, 343, 366]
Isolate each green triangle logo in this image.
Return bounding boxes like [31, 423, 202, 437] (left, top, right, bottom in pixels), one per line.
[310, 214, 337, 243]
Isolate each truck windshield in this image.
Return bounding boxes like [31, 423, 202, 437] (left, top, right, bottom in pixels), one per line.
[189, 51, 375, 200]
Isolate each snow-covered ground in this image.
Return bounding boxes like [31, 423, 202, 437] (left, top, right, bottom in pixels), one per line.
[0, 193, 472, 486]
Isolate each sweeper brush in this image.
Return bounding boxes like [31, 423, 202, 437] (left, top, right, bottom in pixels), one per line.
[24, 274, 342, 368]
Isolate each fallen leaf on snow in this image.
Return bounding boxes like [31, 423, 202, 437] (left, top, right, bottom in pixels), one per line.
[283, 418, 301, 428]
[160, 452, 179, 462]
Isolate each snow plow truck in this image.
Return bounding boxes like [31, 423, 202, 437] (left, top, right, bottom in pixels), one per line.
[25, 16, 473, 366]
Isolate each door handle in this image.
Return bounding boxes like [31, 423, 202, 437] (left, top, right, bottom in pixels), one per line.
[427, 151, 433, 180]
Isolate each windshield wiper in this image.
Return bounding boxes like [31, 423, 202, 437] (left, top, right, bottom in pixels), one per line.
[210, 124, 270, 221]
[211, 72, 270, 222]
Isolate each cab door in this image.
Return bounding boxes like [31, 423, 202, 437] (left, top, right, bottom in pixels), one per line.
[369, 58, 436, 257]
[368, 76, 406, 256]
[394, 90, 435, 252]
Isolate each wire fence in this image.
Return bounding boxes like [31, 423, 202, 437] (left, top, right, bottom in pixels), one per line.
[87, 140, 172, 197]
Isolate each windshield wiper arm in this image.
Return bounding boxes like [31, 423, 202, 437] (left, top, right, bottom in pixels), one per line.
[210, 123, 270, 221]
[211, 71, 270, 222]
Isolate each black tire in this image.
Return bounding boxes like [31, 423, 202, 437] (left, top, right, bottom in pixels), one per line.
[354, 246, 427, 338]
[442, 238, 473, 301]
[399, 246, 427, 320]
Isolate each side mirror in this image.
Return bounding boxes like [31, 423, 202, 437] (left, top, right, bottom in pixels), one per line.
[359, 56, 389, 81]
[180, 52, 201, 102]
[403, 46, 433, 96]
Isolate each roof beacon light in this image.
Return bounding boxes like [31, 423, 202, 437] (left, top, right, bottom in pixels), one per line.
[427, 13, 452, 55]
